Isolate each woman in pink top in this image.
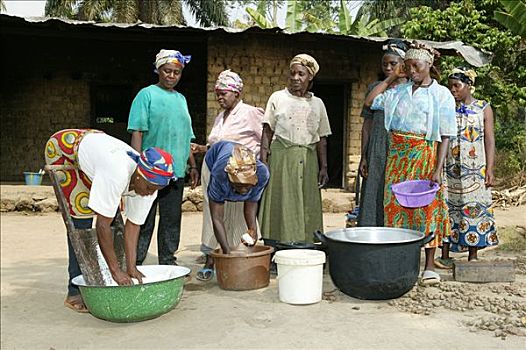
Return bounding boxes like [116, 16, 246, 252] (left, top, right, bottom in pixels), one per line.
[191, 70, 263, 281]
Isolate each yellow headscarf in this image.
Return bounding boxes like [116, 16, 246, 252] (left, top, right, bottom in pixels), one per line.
[224, 145, 258, 186]
[449, 67, 477, 93]
[290, 54, 319, 76]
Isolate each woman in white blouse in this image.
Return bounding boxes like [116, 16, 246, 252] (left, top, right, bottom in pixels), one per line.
[259, 54, 332, 244]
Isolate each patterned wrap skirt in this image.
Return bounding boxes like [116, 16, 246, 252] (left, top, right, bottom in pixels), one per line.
[44, 129, 100, 218]
[384, 132, 450, 248]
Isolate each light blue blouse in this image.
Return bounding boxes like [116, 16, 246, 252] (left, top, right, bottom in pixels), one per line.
[371, 81, 456, 141]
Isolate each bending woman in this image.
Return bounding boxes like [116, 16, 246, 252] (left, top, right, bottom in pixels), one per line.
[364, 42, 456, 285]
[191, 70, 263, 281]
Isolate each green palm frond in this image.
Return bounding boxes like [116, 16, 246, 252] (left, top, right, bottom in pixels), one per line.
[45, 0, 78, 18]
[45, 0, 224, 26]
[246, 7, 272, 28]
[494, 0, 526, 37]
[112, 0, 139, 23]
[186, 0, 228, 27]
[78, 0, 113, 21]
[338, 0, 351, 33]
[161, 0, 185, 25]
[363, 17, 406, 37]
[285, 0, 303, 32]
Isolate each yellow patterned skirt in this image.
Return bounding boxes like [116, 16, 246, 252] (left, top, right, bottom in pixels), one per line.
[384, 132, 450, 248]
[44, 129, 101, 218]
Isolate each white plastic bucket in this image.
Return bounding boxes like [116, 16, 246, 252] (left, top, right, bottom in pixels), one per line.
[273, 249, 326, 305]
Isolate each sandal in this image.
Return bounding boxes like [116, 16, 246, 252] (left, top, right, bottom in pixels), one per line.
[420, 270, 441, 286]
[196, 268, 214, 282]
[434, 257, 454, 269]
[64, 294, 89, 313]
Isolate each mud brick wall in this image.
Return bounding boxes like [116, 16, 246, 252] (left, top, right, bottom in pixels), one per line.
[207, 32, 378, 190]
[0, 75, 91, 181]
[0, 28, 207, 182]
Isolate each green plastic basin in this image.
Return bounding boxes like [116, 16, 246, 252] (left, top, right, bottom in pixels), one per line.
[72, 265, 190, 323]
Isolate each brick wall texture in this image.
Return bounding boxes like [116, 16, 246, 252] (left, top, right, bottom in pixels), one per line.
[1, 27, 382, 191]
[0, 75, 91, 181]
[207, 33, 379, 190]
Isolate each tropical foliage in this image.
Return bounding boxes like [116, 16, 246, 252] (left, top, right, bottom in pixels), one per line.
[45, 0, 229, 26]
[401, 0, 526, 176]
[494, 0, 526, 37]
[243, 0, 403, 36]
[0, 0, 6, 12]
[358, 0, 451, 36]
[337, 0, 405, 36]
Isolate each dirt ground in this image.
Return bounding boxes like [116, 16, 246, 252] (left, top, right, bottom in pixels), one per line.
[1, 207, 525, 349]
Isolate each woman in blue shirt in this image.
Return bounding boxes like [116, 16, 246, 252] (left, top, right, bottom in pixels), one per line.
[205, 141, 269, 255]
[127, 49, 199, 266]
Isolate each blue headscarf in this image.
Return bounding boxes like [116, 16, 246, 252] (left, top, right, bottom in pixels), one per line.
[127, 147, 176, 187]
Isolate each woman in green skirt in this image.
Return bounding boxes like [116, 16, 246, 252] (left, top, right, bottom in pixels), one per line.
[259, 54, 332, 243]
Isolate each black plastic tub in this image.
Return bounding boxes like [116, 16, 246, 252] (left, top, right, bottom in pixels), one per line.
[315, 228, 434, 300]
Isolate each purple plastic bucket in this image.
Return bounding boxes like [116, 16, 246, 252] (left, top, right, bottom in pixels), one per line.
[391, 180, 439, 208]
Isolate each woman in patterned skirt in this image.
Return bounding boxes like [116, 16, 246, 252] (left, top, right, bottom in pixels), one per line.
[364, 42, 456, 285]
[438, 67, 497, 264]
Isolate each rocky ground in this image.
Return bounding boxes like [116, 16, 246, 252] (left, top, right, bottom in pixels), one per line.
[0, 185, 356, 213]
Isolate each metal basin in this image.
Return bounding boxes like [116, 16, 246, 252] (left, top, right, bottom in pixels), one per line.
[324, 227, 426, 244]
[72, 265, 190, 322]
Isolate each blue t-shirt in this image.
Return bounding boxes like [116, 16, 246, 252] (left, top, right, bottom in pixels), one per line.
[127, 84, 195, 178]
[205, 141, 269, 203]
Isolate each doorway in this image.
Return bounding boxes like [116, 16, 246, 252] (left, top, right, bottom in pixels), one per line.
[90, 84, 134, 143]
[310, 83, 347, 188]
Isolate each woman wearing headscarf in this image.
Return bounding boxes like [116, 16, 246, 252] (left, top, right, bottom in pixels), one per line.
[436, 67, 497, 266]
[358, 39, 409, 227]
[128, 49, 199, 267]
[364, 42, 456, 285]
[259, 54, 332, 244]
[191, 69, 264, 281]
[45, 129, 175, 312]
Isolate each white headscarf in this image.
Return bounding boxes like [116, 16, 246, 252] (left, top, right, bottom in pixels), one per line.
[154, 49, 191, 70]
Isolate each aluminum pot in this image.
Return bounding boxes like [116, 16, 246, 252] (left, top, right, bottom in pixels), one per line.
[314, 228, 434, 300]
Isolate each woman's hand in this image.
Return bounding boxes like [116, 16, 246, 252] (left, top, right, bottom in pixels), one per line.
[393, 62, 407, 79]
[431, 169, 442, 185]
[127, 267, 145, 284]
[190, 143, 207, 154]
[359, 158, 368, 178]
[111, 268, 133, 286]
[318, 167, 329, 188]
[485, 167, 495, 187]
[189, 168, 199, 189]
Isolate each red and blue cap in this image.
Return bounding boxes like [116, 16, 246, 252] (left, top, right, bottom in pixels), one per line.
[128, 147, 175, 187]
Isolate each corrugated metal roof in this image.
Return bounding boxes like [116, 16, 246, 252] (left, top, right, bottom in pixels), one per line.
[1, 14, 490, 67]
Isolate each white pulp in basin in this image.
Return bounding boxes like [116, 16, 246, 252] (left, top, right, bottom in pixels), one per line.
[72, 265, 190, 287]
[273, 249, 326, 305]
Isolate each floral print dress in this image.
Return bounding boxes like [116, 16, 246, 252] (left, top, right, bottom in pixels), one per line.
[445, 100, 498, 251]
